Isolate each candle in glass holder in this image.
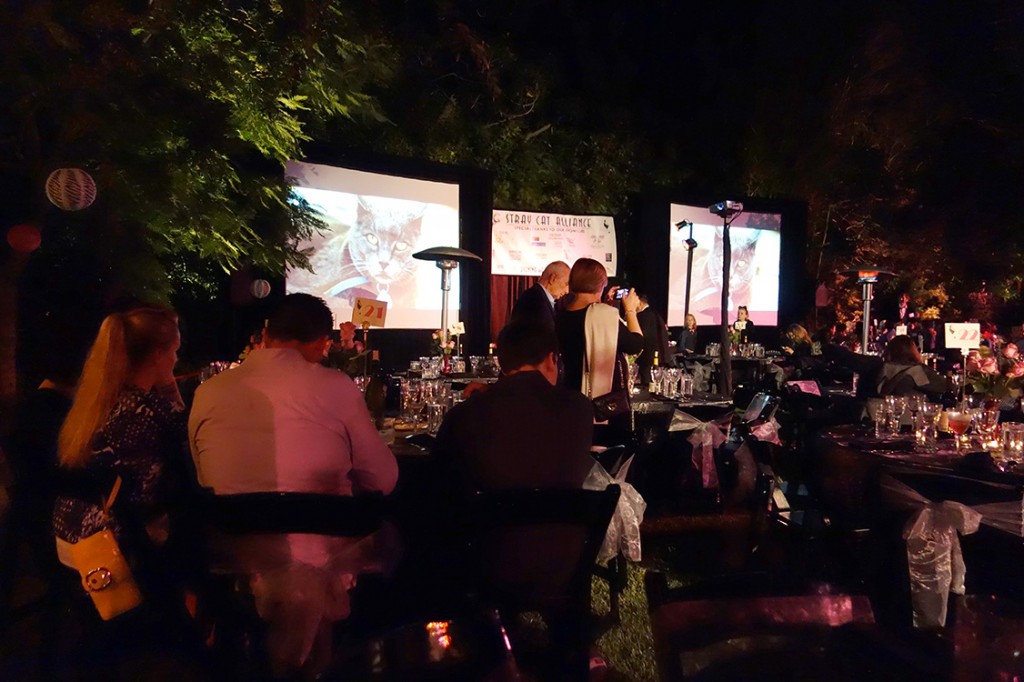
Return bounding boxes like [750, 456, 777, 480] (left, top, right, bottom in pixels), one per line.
[1002, 423, 1024, 461]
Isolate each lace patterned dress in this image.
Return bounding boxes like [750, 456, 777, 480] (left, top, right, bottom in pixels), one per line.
[53, 386, 186, 547]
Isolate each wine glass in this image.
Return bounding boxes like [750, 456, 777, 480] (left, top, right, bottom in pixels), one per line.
[885, 396, 907, 434]
[650, 366, 664, 395]
[947, 410, 973, 451]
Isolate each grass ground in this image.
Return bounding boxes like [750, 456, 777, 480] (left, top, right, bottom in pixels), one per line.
[592, 564, 658, 682]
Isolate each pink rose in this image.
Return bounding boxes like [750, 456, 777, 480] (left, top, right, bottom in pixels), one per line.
[979, 356, 999, 374]
[1006, 344, 1020, 359]
[1009, 362, 1024, 378]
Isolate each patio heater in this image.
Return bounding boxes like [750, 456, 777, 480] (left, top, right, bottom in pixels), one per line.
[412, 246, 482, 345]
[842, 267, 894, 354]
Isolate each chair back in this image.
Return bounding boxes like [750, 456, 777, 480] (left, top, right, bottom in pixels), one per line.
[464, 485, 620, 610]
[196, 490, 385, 537]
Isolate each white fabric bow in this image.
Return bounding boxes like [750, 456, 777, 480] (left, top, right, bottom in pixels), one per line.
[881, 474, 991, 628]
[670, 411, 730, 489]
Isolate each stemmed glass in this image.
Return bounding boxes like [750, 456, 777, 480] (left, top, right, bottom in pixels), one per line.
[650, 366, 664, 395]
[885, 396, 907, 435]
[916, 402, 941, 452]
[663, 367, 681, 399]
[946, 410, 973, 451]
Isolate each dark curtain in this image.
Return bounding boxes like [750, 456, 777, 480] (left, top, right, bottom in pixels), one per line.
[490, 275, 536, 341]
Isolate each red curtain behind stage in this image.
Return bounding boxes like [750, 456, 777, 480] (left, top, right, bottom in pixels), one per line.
[490, 274, 536, 342]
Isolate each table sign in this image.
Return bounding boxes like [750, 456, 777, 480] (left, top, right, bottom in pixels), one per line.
[944, 322, 981, 350]
[448, 321, 465, 336]
[352, 297, 388, 327]
[895, 324, 908, 336]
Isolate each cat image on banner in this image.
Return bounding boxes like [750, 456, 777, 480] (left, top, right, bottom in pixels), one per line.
[287, 188, 459, 329]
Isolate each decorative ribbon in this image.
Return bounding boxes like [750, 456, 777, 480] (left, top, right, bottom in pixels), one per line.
[750, 417, 782, 446]
[670, 411, 731, 489]
[880, 474, 1004, 628]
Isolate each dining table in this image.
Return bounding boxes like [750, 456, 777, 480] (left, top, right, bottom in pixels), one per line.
[814, 423, 1024, 618]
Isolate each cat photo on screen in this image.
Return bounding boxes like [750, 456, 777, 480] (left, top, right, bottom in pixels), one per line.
[284, 161, 461, 329]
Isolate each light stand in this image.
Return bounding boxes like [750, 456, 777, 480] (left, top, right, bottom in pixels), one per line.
[675, 220, 697, 320]
[709, 201, 744, 396]
[413, 246, 482, 348]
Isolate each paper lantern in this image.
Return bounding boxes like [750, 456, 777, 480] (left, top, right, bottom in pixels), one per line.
[250, 279, 271, 299]
[7, 224, 41, 253]
[45, 168, 97, 211]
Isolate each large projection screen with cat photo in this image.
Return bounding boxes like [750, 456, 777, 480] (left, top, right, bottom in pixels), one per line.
[667, 203, 781, 327]
[285, 160, 460, 329]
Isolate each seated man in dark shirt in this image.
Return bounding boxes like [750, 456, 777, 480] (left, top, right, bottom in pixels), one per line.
[433, 321, 600, 671]
[435, 321, 595, 492]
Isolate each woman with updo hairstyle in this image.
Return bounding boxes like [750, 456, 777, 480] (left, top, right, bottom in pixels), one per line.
[876, 334, 945, 397]
[53, 307, 185, 567]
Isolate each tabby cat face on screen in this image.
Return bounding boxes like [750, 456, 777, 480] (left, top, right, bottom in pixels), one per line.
[348, 197, 425, 285]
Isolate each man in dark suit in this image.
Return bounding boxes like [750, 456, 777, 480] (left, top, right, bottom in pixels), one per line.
[510, 261, 570, 329]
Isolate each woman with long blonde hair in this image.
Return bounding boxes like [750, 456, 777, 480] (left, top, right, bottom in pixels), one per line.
[53, 307, 185, 559]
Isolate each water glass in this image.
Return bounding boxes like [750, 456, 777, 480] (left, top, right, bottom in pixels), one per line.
[1002, 423, 1024, 461]
[468, 356, 484, 375]
[680, 373, 694, 398]
[451, 357, 466, 374]
[426, 402, 447, 434]
[873, 404, 891, 438]
[627, 361, 640, 395]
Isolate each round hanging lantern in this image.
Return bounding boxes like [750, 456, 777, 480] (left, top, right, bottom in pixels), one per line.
[250, 279, 271, 299]
[45, 168, 97, 211]
[7, 224, 42, 253]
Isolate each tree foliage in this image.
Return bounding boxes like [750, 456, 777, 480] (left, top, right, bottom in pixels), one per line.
[1, 0, 386, 300]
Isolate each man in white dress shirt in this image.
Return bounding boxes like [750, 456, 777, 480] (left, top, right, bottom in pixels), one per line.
[189, 293, 398, 674]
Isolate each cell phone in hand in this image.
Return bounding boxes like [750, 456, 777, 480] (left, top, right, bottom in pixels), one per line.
[614, 287, 631, 300]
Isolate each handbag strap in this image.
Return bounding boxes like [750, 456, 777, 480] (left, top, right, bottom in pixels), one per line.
[101, 476, 122, 522]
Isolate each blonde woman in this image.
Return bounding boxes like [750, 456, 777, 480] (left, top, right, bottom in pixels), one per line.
[677, 313, 699, 354]
[53, 307, 185, 565]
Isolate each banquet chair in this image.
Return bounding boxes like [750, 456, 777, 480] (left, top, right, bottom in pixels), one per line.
[193, 490, 386, 678]
[879, 468, 1024, 604]
[643, 570, 940, 682]
[464, 485, 621, 680]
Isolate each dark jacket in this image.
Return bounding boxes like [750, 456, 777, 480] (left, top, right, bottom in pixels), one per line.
[435, 371, 594, 491]
[510, 283, 557, 330]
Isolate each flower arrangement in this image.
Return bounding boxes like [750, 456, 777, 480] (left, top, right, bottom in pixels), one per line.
[430, 330, 456, 356]
[967, 344, 1024, 399]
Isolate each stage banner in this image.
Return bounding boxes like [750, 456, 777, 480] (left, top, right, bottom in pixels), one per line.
[491, 210, 617, 276]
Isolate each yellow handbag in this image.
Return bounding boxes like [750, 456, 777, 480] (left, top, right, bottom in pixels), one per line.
[67, 477, 144, 620]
